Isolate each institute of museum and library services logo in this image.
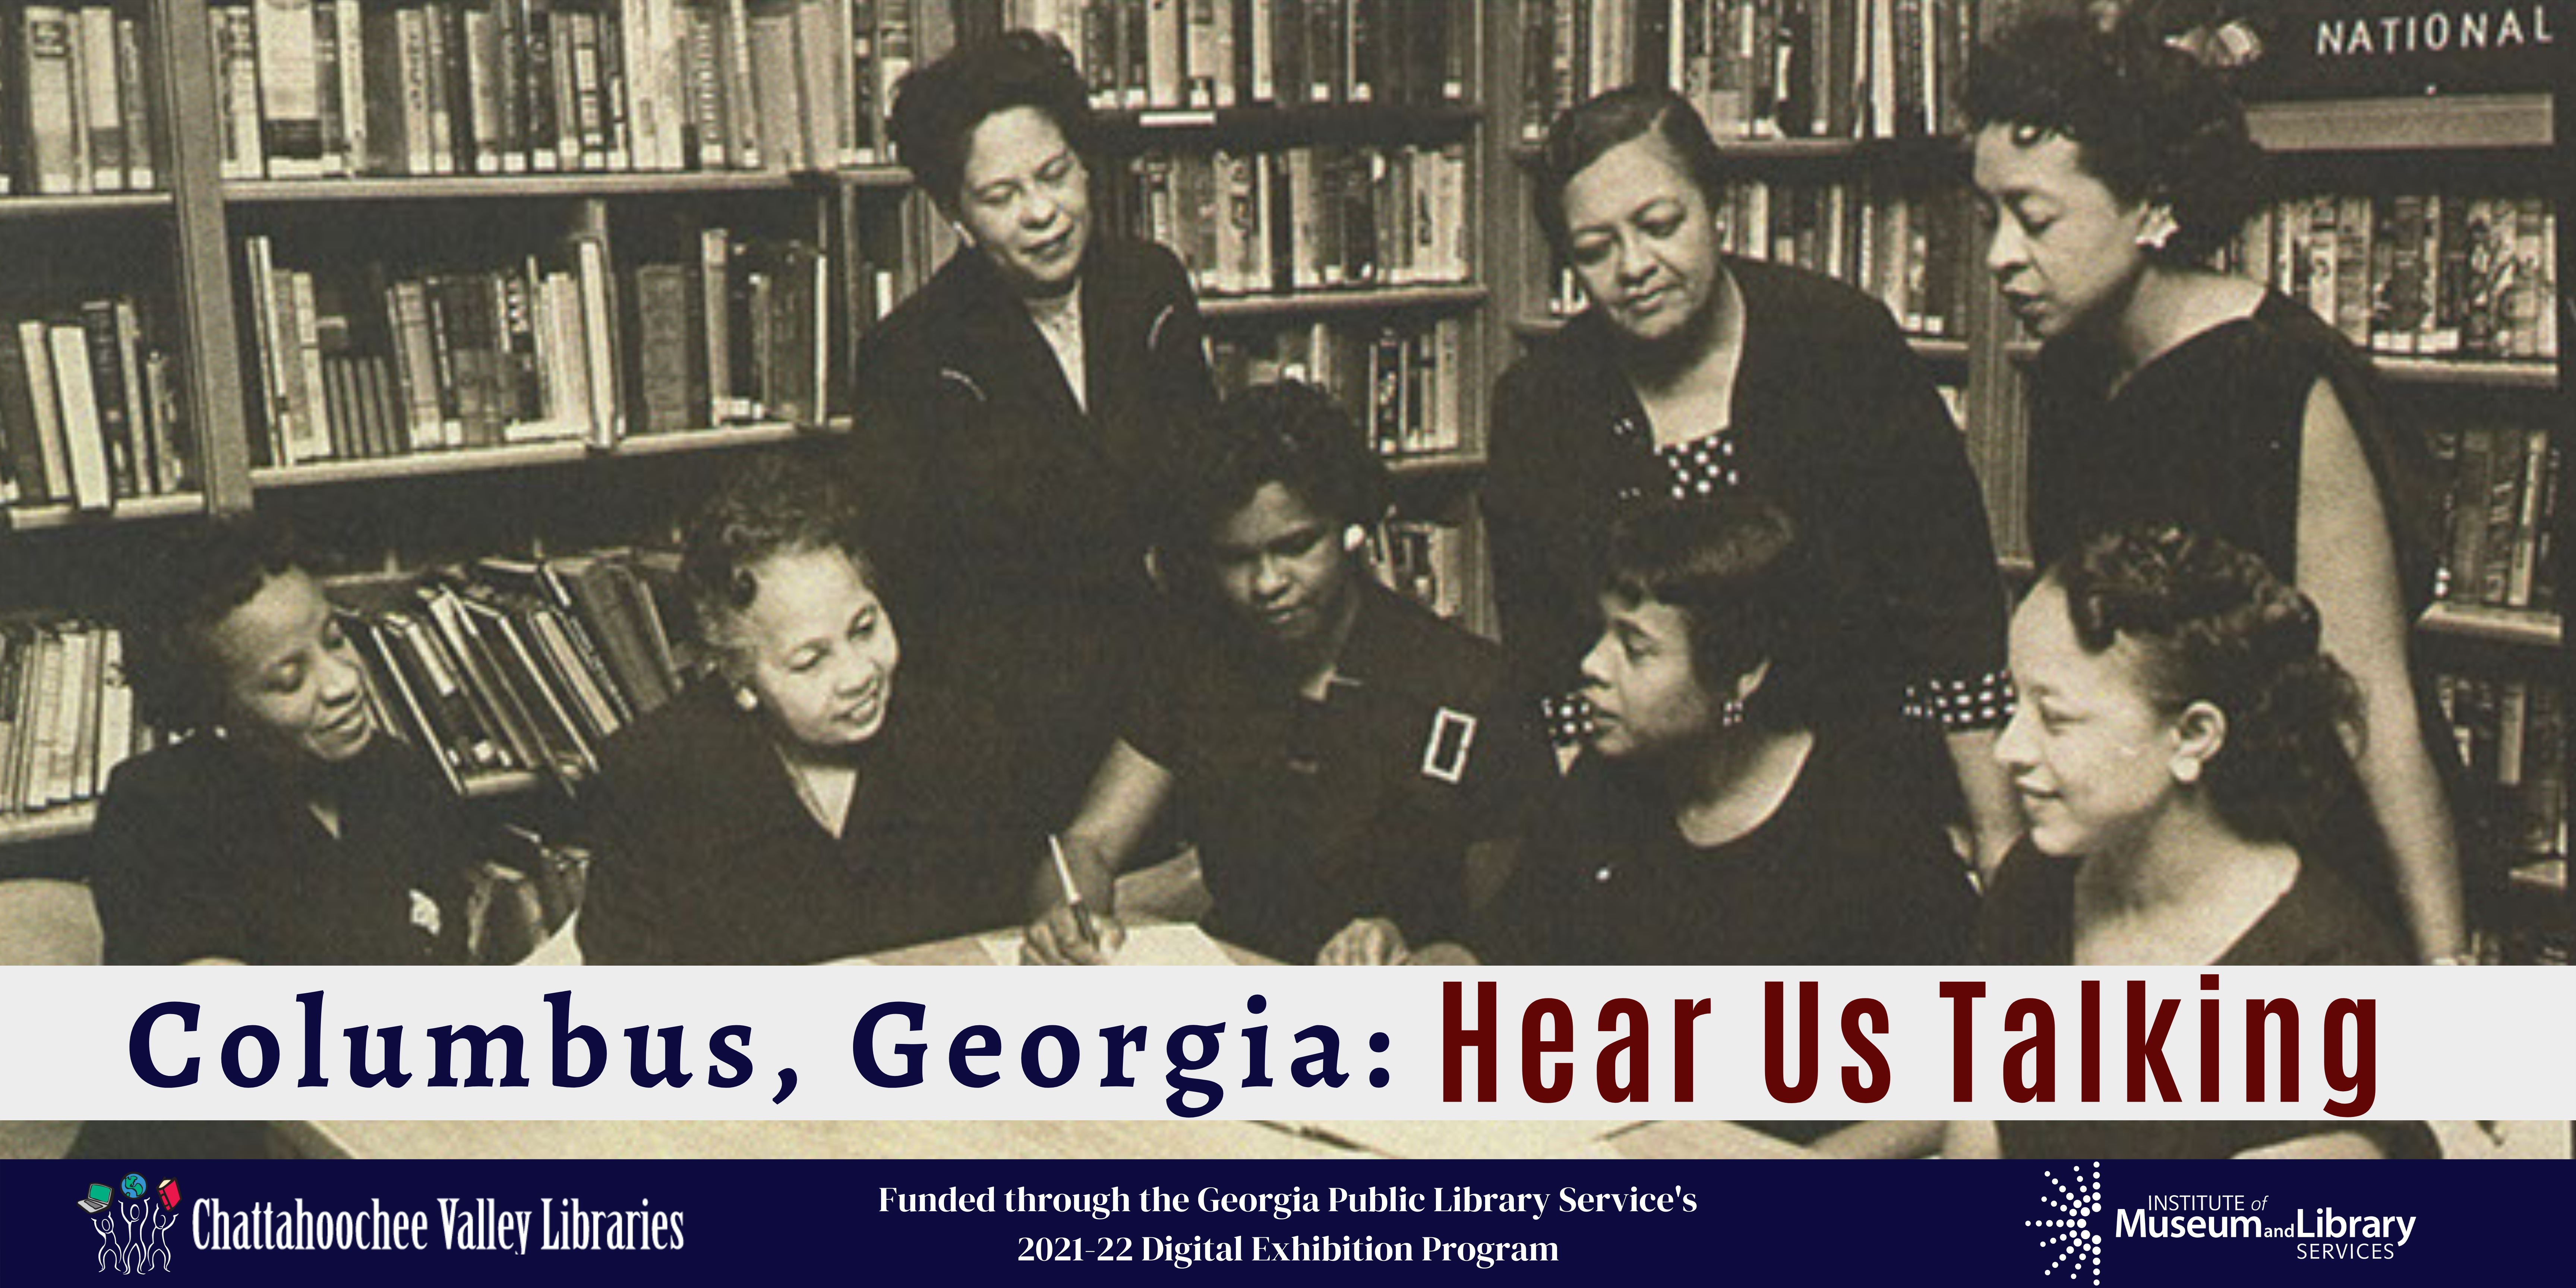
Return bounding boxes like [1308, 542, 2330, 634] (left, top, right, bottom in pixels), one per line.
[2020, 1158, 2423, 1278]
[79, 1172, 183, 1274]
[2024, 1161, 2105, 1283]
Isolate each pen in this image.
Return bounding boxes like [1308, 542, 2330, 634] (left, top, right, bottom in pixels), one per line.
[1048, 834, 1101, 951]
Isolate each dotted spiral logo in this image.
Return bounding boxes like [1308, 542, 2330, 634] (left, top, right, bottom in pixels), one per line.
[2026, 1161, 2103, 1282]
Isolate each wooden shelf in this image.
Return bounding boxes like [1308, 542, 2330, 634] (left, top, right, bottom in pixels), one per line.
[225, 170, 810, 202]
[0, 805, 96, 846]
[606, 422, 809, 456]
[2373, 357, 2557, 390]
[5, 493, 207, 530]
[1100, 101, 1480, 143]
[1385, 453, 1487, 478]
[254, 439, 592, 487]
[2248, 93, 2552, 154]
[251, 423, 820, 489]
[1511, 133, 1957, 165]
[2417, 602, 2563, 649]
[0, 192, 173, 220]
[462, 771, 545, 801]
[823, 165, 918, 189]
[1201, 283, 1486, 320]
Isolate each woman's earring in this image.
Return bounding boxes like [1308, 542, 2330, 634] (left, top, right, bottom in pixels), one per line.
[733, 687, 760, 714]
[1341, 524, 1367, 553]
[2174, 757, 2202, 786]
[2135, 206, 2178, 253]
[1717, 696, 1747, 729]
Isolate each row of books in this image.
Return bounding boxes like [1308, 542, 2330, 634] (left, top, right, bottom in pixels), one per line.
[1516, 0, 1980, 144]
[0, 620, 146, 826]
[2227, 192, 2558, 362]
[1365, 518, 1478, 624]
[239, 230, 830, 468]
[2436, 671, 2567, 866]
[1, 4, 158, 195]
[1210, 316, 1470, 460]
[1104, 143, 1470, 297]
[339, 553, 684, 794]
[208, 0, 877, 179]
[2431, 425, 2558, 615]
[0, 297, 191, 512]
[1040, 0, 1474, 110]
[1544, 179, 1972, 338]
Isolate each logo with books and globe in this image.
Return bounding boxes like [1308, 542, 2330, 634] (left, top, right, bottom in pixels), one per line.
[79, 1172, 180, 1274]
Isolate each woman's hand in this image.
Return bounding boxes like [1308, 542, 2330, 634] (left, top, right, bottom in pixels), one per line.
[1023, 900, 1128, 965]
[1316, 917, 1410, 965]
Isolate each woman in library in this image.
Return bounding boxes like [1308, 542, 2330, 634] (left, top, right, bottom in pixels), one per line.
[843, 30, 1219, 820]
[87, 519, 518, 967]
[1815, 525, 2439, 1161]
[1421, 497, 1976, 968]
[574, 453, 1038, 965]
[1023, 381, 1551, 967]
[1964, 13, 2464, 961]
[1484, 84, 2023, 880]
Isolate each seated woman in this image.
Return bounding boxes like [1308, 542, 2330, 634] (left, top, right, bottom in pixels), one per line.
[92, 519, 510, 966]
[1024, 381, 1551, 966]
[575, 454, 1037, 965]
[1449, 497, 1976, 966]
[1819, 525, 2436, 1160]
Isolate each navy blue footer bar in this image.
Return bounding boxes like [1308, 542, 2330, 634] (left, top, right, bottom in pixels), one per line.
[5, 1154, 2564, 1282]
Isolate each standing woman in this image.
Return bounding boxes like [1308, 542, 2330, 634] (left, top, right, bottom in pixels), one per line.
[1485, 85, 2022, 876]
[844, 31, 1219, 815]
[1964, 14, 2463, 960]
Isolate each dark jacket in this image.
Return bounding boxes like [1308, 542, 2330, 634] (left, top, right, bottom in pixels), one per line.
[575, 678, 1040, 965]
[88, 735, 486, 965]
[841, 235, 1219, 808]
[1485, 258, 2009, 735]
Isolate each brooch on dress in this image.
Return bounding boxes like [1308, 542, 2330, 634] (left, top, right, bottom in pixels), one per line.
[1420, 708, 1477, 785]
[407, 890, 442, 938]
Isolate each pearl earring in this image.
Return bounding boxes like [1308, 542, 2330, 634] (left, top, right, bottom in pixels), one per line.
[734, 688, 759, 713]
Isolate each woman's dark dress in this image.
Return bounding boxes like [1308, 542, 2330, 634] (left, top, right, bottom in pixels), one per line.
[1486, 258, 2011, 780]
[842, 237, 1219, 815]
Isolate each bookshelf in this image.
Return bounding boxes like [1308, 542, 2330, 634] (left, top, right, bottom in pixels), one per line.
[1, 0, 1514, 857]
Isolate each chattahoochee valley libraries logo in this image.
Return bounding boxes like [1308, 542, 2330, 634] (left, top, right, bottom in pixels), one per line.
[2026, 1161, 2105, 1282]
[78, 1172, 183, 1274]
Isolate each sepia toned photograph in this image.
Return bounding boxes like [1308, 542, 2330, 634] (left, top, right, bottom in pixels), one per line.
[0, 0, 2564, 1174]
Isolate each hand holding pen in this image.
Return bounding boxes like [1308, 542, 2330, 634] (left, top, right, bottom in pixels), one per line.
[1024, 833, 1126, 965]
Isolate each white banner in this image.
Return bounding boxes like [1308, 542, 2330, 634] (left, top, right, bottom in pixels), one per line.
[3, 965, 2570, 1122]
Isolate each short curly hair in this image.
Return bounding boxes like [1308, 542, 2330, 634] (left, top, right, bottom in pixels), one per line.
[1530, 83, 1734, 265]
[680, 454, 878, 681]
[887, 29, 1098, 211]
[2048, 525, 2363, 847]
[120, 518, 316, 733]
[1170, 379, 1389, 551]
[1600, 495, 1824, 729]
[1963, 12, 2266, 263]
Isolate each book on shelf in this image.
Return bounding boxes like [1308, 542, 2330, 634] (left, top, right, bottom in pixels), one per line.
[1, 298, 187, 514]
[239, 228, 829, 465]
[2223, 191, 2558, 362]
[1210, 315, 1469, 460]
[0, 619, 152, 827]
[1033, 0, 1469, 112]
[8, 3, 161, 195]
[203, 0, 887, 180]
[328, 551, 684, 796]
[2428, 424, 2559, 616]
[1108, 143, 1470, 296]
[1364, 518, 1479, 624]
[2435, 672, 2569, 869]
[1517, 0, 1976, 145]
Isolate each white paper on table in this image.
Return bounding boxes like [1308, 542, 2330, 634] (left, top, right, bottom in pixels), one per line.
[978, 922, 1236, 967]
